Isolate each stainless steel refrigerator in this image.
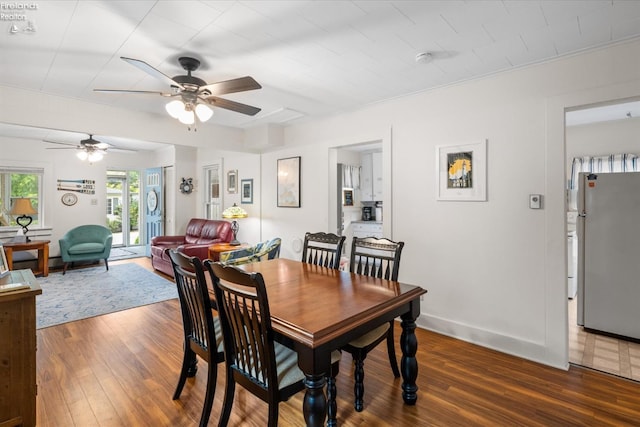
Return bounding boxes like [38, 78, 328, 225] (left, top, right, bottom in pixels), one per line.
[577, 172, 640, 340]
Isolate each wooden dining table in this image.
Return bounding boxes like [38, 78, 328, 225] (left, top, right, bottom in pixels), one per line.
[231, 258, 427, 427]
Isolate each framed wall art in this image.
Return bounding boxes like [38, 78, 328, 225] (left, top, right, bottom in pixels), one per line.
[277, 156, 301, 207]
[436, 140, 487, 201]
[241, 179, 253, 204]
[227, 170, 238, 193]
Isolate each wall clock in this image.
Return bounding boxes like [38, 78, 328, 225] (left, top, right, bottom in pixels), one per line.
[61, 192, 78, 206]
[180, 177, 193, 194]
[147, 189, 158, 212]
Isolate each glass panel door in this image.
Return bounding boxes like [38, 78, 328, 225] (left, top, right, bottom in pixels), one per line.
[107, 170, 140, 247]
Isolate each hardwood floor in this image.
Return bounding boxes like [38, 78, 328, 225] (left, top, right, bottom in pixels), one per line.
[36, 258, 640, 426]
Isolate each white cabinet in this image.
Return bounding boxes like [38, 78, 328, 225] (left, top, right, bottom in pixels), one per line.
[372, 151, 383, 201]
[360, 152, 382, 201]
[352, 222, 383, 238]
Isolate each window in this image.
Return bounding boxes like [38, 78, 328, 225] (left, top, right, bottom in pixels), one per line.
[0, 167, 43, 228]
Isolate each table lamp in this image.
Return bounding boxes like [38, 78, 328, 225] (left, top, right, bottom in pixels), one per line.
[222, 203, 248, 246]
[10, 198, 36, 242]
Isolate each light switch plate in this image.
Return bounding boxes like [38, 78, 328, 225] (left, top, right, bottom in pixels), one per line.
[529, 194, 542, 209]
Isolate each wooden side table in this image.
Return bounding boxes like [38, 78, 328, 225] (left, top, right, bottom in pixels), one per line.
[3, 240, 50, 277]
[208, 242, 249, 261]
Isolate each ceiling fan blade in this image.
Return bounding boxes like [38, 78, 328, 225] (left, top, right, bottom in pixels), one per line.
[120, 56, 185, 90]
[93, 89, 172, 97]
[43, 139, 78, 147]
[45, 147, 79, 150]
[203, 96, 261, 116]
[199, 76, 262, 95]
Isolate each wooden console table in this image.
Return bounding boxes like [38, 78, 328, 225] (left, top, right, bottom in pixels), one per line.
[3, 240, 50, 277]
[0, 269, 41, 427]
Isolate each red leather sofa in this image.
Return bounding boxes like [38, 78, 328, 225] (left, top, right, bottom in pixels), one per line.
[150, 218, 233, 277]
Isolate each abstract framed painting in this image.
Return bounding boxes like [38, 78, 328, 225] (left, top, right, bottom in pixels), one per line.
[277, 156, 301, 207]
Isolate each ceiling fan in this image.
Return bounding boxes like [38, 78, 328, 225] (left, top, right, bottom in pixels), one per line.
[94, 56, 262, 126]
[44, 134, 113, 162]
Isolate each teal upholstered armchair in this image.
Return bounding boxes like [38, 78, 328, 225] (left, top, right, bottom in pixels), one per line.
[219, 237, 281, 266]
[59, 225, 113, 275]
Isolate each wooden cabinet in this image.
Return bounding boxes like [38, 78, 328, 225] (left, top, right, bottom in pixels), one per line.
[0, 270, 40, 427]
[360, 152, 382, 201]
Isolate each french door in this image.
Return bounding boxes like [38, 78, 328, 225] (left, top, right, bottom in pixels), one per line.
[106, 170, 141, 247]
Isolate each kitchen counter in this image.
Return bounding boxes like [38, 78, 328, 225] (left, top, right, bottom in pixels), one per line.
[351, 220, 382, 224]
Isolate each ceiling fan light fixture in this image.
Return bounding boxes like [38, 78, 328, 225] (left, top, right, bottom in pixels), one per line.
[165, 100, 185, 118]
[195, 103, 213, 122]
[178, 108, 195, 125]
[76, 150, 88, 160]
[88, 151, 104, 162]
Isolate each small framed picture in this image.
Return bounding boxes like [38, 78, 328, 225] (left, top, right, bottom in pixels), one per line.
[343, 189, 354, 206]
[227, 170, 238, 193]
[241, 179, 253, 204]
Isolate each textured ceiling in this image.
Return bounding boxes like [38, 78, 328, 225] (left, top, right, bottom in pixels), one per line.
[2, 1, 640, 148]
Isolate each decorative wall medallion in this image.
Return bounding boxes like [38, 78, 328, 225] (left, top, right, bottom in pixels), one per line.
[61, 192, 78, 206]
[180, 177, 193, 194]
[147, 189, 158, 212]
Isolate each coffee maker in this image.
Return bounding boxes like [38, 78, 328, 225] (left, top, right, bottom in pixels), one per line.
[362, 206, 373, 221]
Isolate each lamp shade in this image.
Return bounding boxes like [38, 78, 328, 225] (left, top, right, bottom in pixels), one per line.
[178, 108, 195, 125]
[88, 151, 104, 162]
[195, 103, 213, 122]
[222, 203, 248, 219]
[10, 198, 36, 215]
[165, 100, 185, 118]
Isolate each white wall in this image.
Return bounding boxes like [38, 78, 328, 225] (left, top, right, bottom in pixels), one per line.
[566, 117, 640, 169]
[196, 148, 262, 245]
[252, 38, 640, 369]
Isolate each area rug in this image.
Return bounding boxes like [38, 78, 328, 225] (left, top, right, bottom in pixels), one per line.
[36, 263, 177, 329]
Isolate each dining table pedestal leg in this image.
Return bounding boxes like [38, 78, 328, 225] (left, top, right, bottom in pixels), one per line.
[400, 315, 419, 405]
[303, 374, 327, 427]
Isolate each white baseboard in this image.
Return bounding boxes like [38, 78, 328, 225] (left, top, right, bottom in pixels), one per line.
[415, 313, 568, 371]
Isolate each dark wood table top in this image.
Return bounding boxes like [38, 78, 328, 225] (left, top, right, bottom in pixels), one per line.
[3, 240, 50, 249]
[238, 258, 426, 348]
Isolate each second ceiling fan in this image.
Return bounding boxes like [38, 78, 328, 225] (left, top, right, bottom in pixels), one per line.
[95, 56, 262, 125]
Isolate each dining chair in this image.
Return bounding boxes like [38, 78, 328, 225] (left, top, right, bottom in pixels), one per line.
[301, 232, 346, 269]
[205, 260, 342, 427]
[168, 249, 225, 427]
[343, 236, 405, 412]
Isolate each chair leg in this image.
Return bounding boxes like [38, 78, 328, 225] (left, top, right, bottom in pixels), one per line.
[104, 258, 109, 271]
[354, 356, 365, 412]
[267, 399, 279, 427]
[173, 348, 196, 400]
[386, 321, 400, 378]
[199, 357, 218, 427]
[218, 366, 235, 427]
[62, 263, 68, 275]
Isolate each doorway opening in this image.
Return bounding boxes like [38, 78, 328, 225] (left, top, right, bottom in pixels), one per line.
[565, 98, 640, 382]
[107, 170, 144, 258]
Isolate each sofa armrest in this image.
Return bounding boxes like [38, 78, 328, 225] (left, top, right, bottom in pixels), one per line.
[151, 235, 186, 245]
